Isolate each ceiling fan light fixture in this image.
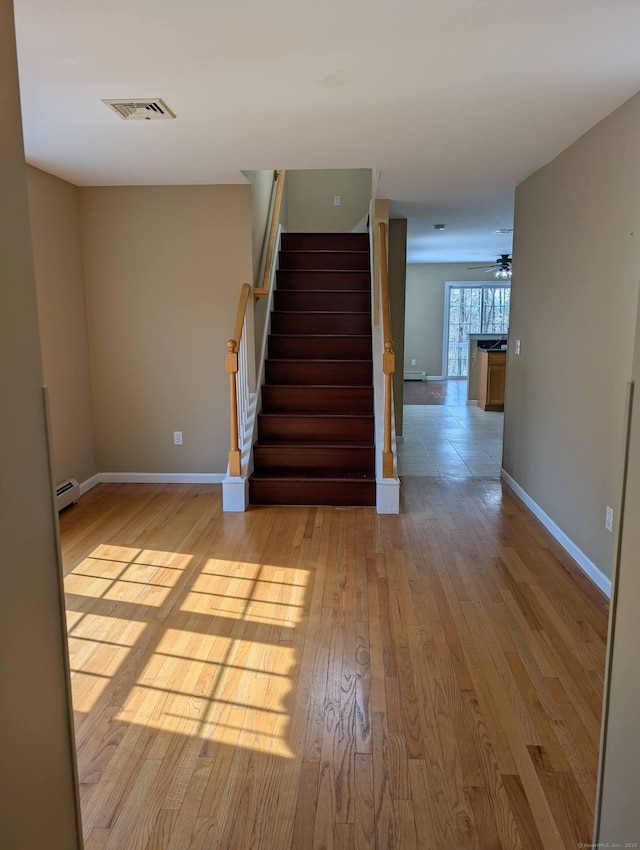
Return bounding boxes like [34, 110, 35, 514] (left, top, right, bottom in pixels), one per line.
[468, 253, 512, 277]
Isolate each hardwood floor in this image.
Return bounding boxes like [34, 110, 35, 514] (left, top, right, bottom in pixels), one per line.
[403, 379, 469, 405]
[60, 479, 609, 849]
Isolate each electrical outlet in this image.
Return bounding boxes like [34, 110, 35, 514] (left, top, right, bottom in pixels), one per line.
[411, 358, 416, 366]
[173, 431, 183, 446]
[333, 195, 341, 207]
[514, 339, 521, 355]
[605, 506, 614, 533]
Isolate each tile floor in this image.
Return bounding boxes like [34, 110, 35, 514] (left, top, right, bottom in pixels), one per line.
[399, 403, 504, 478]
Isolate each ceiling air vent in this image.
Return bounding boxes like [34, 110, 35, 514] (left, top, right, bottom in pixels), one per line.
[102, 98, 176, 120]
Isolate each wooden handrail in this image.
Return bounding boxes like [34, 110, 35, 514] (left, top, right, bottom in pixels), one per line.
[379, 222, 392, 344]
[255, 169, 286, 299]
[232, 282, 251, 349]
[378, 222, 395, 478]
[227, 283, 252, 477]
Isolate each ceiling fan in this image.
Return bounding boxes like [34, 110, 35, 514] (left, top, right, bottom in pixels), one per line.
[468, 254, 512, 279]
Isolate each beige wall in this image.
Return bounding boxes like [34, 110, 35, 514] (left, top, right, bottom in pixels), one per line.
[0, 1, 82, 845]
[286, 169, 371, 232]
[80, 185, 253, 474]
[508, 95, 640, 839]
[27, 165, 97, 485]
[504, 91, 640, 581]
[405, 263, 496, 378]
[243, 169, 274, 286]
[597, 293, 640, 841]
[389, 219, 407, 436]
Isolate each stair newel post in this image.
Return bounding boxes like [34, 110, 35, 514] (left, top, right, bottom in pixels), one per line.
[227, 338, 241, 477]
[379, 221, 395, 479]
[383, 339, 395, 478]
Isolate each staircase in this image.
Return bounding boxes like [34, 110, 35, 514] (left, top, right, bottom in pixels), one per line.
[249, 232, 376, 506]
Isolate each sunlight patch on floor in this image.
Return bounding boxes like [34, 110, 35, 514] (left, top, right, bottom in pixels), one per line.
[65, 545, 309, 758]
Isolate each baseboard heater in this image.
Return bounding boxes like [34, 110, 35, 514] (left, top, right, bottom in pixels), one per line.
[404, 371, 428, 381]
[55, 478, 79, 511]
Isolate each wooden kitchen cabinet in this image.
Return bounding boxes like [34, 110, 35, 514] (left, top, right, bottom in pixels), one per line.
[477, 350, 506, 411]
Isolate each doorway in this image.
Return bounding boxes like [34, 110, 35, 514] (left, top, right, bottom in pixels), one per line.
[400, 281, 510, 478]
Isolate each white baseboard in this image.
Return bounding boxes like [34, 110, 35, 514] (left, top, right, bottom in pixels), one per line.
[79, 473, 101, 495]
[83, 472, 225, 487]
[426, 375, 445, 382]
[501, 469, 611, 597]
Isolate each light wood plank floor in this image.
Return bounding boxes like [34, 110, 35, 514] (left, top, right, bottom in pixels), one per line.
[60, 479, 609, 849]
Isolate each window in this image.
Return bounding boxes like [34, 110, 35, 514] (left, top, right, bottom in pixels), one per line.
[445, 283, 510, 377]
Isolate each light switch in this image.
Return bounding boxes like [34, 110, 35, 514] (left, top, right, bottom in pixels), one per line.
[514, 339, 521, 355]
[605, 506, 614, 532]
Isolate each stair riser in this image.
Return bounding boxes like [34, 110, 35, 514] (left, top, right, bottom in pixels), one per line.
[262, 386, 373, 414]
[268, 336, 372, 360]
[282, 233, 369, 251]
[276, 270, 370, 291]
[254, 446, 374, 474]
[274, 291, 370, 312]
[270, 312, 371, 335]
[249, 478, 376, 507]
[265, 361, 372, 386]
[257, 415, 374, 441]
[279, 251, 370, 271]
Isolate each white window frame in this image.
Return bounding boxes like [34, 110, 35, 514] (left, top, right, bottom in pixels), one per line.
[442, 281, 510, 379]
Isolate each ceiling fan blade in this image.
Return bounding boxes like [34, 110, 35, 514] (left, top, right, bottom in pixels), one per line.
[467, 265, 496, 271]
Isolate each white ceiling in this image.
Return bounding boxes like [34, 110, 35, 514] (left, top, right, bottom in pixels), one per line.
[14, 0, 640, 262]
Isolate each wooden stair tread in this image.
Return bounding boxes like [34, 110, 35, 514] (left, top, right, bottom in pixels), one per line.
[250, 471, 375, 481]
[281, 232, 369, 244]
[277, 266, 368, 271]
[255, 439, 374, 448]
[274, 287, 369, 292]
[285, 231, 368, 235]
[263, 383, 373, 389]
[268, 334, 371, 359]
[274, 291, 370, 310]
[271, 310, 371, 315]
[278, 260, 368, 266]
[268, 334, 371, 339]
[258, 410, 374, 417]
[280, 249, 369, 255]
[279, 252, 370, 271]
[275, 269, 371, 289]
[265, 357, 372, 361]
